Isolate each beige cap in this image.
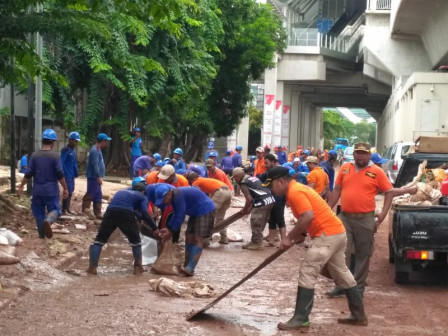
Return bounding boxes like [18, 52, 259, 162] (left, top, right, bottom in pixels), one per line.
[354, 142, 371, 153]
[205, 158, 215, 167]
[256, 146, 264, 153]
[305, 156, 318, 164]
[231, 167, 245, 178]
[157, 164, 175, 180]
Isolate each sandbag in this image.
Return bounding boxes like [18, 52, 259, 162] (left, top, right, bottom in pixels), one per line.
[151, 240, 182, 275]
[141, 234, 158, 266]
[0, 245, 20, 265]
[148, 277, 215, 298]
[0, 228, 23, 246]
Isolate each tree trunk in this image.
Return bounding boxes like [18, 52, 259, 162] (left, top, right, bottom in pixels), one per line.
[184, 133, 206, 163]
[159, 133, 173, 158]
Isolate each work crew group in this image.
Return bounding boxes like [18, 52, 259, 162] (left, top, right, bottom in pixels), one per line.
[17, 127, 416, 331]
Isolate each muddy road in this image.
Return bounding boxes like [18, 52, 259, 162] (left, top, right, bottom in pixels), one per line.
[1, 180, 447, 336]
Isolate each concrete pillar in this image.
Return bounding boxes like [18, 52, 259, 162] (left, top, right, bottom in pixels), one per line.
[282, 85, 292, 150]
[289, 91, 300, 151]
[273, 80, 284, 147]
[263, 57, 278, 147]
[236, 115, 250, 160]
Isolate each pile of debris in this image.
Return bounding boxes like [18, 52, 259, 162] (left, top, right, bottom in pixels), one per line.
[393, 160, 446, 206]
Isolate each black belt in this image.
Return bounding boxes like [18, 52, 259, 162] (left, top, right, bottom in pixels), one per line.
[341, 211, 375, 219]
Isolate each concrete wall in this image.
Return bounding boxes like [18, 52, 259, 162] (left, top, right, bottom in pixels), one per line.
[364, 12, 431, 78]
[377, 72, 448, 150]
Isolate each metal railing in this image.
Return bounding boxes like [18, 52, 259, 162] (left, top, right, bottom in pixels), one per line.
[368, 0, 391, 10]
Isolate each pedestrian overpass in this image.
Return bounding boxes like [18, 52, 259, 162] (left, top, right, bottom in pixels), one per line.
[261, 0, 448, 151]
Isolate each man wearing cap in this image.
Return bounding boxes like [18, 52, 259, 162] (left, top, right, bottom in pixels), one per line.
[82, 133, 111, 219]
[187, 173, 232, 244]
[204, 141, 219, 163]
[260, 154, 286, 247]
[305, 156, 330, 200]
[254, 146, 266, 178]
[132, 155, 152, 177]
[206, 159, 233, 190]
[263, 166, 368, 330]
[320, 150, 338, 192]
[220, 149, 234, 176]
[275, 145, 287, 165]
[172, 148, 186, 173]
[326, 142, 394, 297]
[157, 164, 189, 187]
[186, 163, 206, 177]
[232, 145, 243, 196]
[17, 129, 69, 239]
[156, 184, 216, 276]
[145, 160, 165, 184]
[370, 152, 388, 167]
[87, 178, 159, 275]
[60, 131, 81, 214]
[129, 127, 143, 179]
[232, 167, 275, 250]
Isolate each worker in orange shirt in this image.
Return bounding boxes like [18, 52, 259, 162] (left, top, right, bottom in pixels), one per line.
[205, 159, 233, 190]
[187, 173, 232, 244]
[157, 164, 189, 187]
[254, 146, 266, 178]
[262, 166, 368, 330]
[305, 156, 330, 201]
[296, 145, 303, 158]
[145, 160, 165, 185]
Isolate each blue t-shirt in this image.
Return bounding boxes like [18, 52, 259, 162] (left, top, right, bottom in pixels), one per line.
[173, 159, 186, 173]
[25, 150, 64, 196]
[134, 156, 152, 171]
[320, 160, 335, 191]
[131, 137, 142, 156]
[108, 189, 149, 214]
[20, 155, 28, 173]
[276, 151, 287, 165]
[85, 145, 106, 178]
[221, 156, 233, 170]
[232, 153, 242, 167]
[204, 150, 219, 163]
[167, 187, 215, 232]
[60, 145, 78, 178]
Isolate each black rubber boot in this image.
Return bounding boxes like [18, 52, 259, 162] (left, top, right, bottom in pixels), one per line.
[82, 194, 92, 212]
[93, 202, 103, 219]
[278, 287, 314, 330]
[87, 244, 102, 275]
[326, 286, 344, 298]
[337, 286, 368, 326]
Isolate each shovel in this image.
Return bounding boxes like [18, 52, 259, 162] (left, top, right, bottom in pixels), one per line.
[186, 244, 292, 320]
[212, 211, 245, 233]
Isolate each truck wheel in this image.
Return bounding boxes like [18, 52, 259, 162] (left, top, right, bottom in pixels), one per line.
[388, 236, 394, 264]
[394, 255, 409, 284]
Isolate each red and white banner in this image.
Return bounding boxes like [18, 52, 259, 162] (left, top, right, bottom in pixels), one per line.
[263, 94, 275, 146]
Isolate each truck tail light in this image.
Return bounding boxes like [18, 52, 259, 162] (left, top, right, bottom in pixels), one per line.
[406, 250, 434, 260]
[393, 161, 398, 171]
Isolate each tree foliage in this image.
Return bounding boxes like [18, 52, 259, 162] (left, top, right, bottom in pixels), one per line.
[1, 0, 287, 168]
[323, 109, 376, 149]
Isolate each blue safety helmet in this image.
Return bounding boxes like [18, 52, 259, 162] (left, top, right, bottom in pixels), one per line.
[282, 162, 293, 168]
[303, 150, 311, 155]
[288, 169, 296, 177]
[163, 157, 172, 164]
[173, 148, 183, 156]
[235, 145, 243, 151]
[68, 131, 81, 141]
[155, 160, 165, 167]
[226, 150, 231, 155]
[132, 176, 146, 187]
[208, 141, 214, 149]
[42, 129, 57, 141]
[250, 155, 256, 161]
[153, 153, 161, 161]
[133, 127, 141, 132]
[208, 151, 218, 157]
